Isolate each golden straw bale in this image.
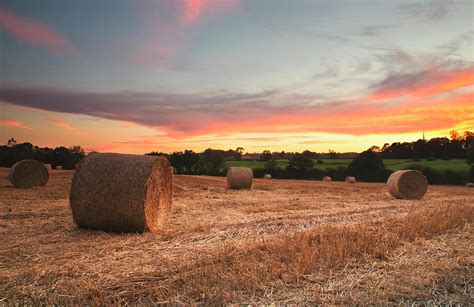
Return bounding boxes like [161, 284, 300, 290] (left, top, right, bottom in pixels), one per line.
[69, 153, 172, 233]
[226, 167, 253, 189]
[9, 159, 49, 188]
[387, 170, 428, 200]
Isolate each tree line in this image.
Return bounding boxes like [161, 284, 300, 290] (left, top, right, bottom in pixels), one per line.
[0, 138, 85, 169]
[146, 130, 474, 185]
[2, 130, 472, 184]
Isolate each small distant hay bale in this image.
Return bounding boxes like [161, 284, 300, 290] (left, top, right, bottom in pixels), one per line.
[9, 160, 49, 188]
[43, 164, 52, 170]
[345, 176, 356, 183]
[264, 174, 272, 179]
[226, 167, 253, 189]
[323, 176, 332, 182]
[56, 165, 62, 170]
[387, 170, 428, 200]
[69, 153, 172, 233]
[466, 183, 474, 188]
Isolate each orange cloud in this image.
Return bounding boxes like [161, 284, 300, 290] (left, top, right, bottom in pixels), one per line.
[371, 67, 474, 101]
[0, 7, 75, 54]
[47, 114, 74, 131]
[166, 91, 473, 138]
[0, 119, 33, 130]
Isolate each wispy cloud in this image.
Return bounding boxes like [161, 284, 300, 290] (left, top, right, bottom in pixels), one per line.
[1, 62, 472, 138]
[46, 114, 74, 131]
[0, 7, 75, 55]
[398, 0, 454, 21]
[371, 66, 474, 100]
[181, 0, 206, 26]
[135, 0, 240, 69]
[360, 24, 393, 36]
[0, 119, 33, 130]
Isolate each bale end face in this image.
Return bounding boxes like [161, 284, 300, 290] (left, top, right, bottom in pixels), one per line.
[323, 176, 332, 182]
[345, 176, 356, 183]
[9, 160, 49, 188]
[70, 153, 172, 233]
[387, 170, 428, 200]
[226, 167, 253, 189]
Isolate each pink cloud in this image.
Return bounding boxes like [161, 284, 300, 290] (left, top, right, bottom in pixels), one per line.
[0, 7, 75, 54]
[181, 0, 206, 26]
[0, 119, 33, 130]
[135, 0, 240, 68]
[181, 0, 240, 26]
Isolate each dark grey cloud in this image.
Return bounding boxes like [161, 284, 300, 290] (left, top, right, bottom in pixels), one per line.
[1, 86, 342, 135]
[0, 87, 285, 133]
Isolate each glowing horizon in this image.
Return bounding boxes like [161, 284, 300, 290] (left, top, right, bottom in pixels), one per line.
[1, 1, 473, 154]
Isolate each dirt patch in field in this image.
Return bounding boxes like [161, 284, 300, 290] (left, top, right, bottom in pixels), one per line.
[1, 168, 473, 304]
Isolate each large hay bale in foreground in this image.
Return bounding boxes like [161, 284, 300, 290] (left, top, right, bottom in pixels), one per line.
[323, 176, 332, 182]
[264, 174, 272, 179]
[387, 170, 428, 200]
[345, 176, 356, 183]
[9, 160, 49, 188]
[226, 167, 253, 189]
[69, 153, 172, 233]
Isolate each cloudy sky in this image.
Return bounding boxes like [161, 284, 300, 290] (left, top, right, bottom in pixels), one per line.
[0, 0, 473, 153]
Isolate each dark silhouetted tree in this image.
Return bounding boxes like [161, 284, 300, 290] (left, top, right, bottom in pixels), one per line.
[347, 150, 388, 182]
[260, 150, 272, 161]
[199, 148, 225, 174]
[286, 155, 314, 178]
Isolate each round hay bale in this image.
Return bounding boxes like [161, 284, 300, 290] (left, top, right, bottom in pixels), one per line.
[323, 176, 332, 182]
[345, 176, 356, 183]
[56, 165, 62, 170]
[69, 153, 172, 233]
[43, 164, 52, 170]
[466, 183, 474, 188]
[226, 167, 253, 189]
[264, 174, 272, 179]
[9, 160, 49, 188]
[387, 170, 428, 200]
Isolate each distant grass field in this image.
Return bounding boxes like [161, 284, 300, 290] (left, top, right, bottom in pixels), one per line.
[225, 159, 470, 172]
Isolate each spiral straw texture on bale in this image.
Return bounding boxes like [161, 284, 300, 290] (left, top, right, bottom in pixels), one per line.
[69, 153, 172, 233]
[387, 170, 428, 200]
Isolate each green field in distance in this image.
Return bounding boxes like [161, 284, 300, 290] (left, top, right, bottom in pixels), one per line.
[225, 159, 469, 172]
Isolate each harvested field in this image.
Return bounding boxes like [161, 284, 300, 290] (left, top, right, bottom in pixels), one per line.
[1, 168, 473, 304]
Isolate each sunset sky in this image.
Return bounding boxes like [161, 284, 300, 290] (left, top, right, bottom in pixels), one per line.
[0, 0, 473, 154]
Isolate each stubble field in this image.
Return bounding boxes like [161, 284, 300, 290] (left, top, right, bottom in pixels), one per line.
[1, 168, 473, 304]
